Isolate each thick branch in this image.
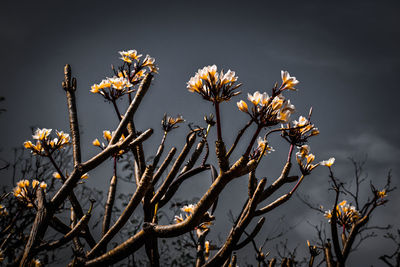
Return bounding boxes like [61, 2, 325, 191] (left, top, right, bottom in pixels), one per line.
[87, 166, 153, 258]
[62, 64, 81, 166]
[102, 175, 118, 236]
[20, 189, 47, 266]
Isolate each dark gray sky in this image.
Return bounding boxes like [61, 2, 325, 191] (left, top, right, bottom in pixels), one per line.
[1, 0, 400, 266]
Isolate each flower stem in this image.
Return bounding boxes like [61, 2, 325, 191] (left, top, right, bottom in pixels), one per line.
[215, 101, 222, 141]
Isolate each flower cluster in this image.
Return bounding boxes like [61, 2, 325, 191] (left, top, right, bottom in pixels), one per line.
[187, 65, 241, 103]
[13, 179, 47, 207]
[281, 115, 319, 146]
[237, 90, 296, 126]
[174, 204, 213, 230]
[91, 49, 158, 101]
[90, 76, 134, 99]
[119, 50, 158, 73]
[324, 200, 361, 228]
[93, 130, 126, 156]
[161, 114, 185, 133]
[24, 128, 70, 156]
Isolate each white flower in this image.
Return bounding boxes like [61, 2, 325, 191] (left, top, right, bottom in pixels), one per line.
[320, 157, 335, 167]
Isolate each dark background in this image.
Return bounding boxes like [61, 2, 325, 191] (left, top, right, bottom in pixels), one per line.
[1, 0, 399, 265]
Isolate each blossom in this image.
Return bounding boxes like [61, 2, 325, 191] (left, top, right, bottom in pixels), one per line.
[103, 131, 112, 142]
[181, 204, 195, 214]
[40, 182, 47, 189]
[324, 200, 360, 228]
[90, 76, 134, 100]
[281, 115, 319, 146]
[187, 65, 241, 102]
[32, 180, 39, 188]
[237, 91, 295, 126]
[377, 189, 387, 199]
[237, 100, 248, 113]
[247, 91, 263, 105]
[296, 145, 318, 175]
[13, 179, 47, 205]
[32, 128, 52, 141]
[119, 50, 142, 63]
[109, 77, 133, 90]
[320, 157, 335, 167]
[162, 114, 185, 132]
[280, 70, 299, 91]
[93, 130, 126, 156]
[142, 55, 159, 73]
[53, 172, 61, 179]
[81, 173, 89, 179]
[255, 137, 274, 157]
[24, 128, 70, 155]
[90, 78, 112, 93]
[0, 205, 8, 216]
[205, 240, 210, 254]
[92, 138, 101, 147]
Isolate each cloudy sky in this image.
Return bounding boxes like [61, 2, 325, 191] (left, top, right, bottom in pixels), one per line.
[1, 0, 399, 265]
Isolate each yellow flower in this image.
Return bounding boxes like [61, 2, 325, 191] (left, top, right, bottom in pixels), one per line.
[32, 128, 52, 141]
[220, 70, 237, 85]
[31, 259, 42, 267]
[377, 189, 387, 199]
[81, 173, 89, 179]
[92, 138, 101, 147]
[306, 154, 315, 164]
[103, 131, 112, 142]
[40, 182, 47, 189]
[17, 180, 26, 188]
[280, 70, 299, 91]
[297, 145, 310, 158]
[205, 240, 210, 254]
[325, 200, 360, 227]
[24, 141, 35, 149]
[109, 77, 133, 90]
[53, 172, 61, 179]
[182, 204, 195, 214]
[187, 65, 241, 102]
[293, 116, 308, 127]
[256, 137, 274, 156]
[320, 157, 335, 167]
[174, 214, 185, 224]
[119, 50, 142, 63]
[32, 180, 39, 188]
[247, 91, 262, 105]
[271, 95, 284, 110]
[237, 100, 248, 113]
[14, 186, 22, 196]
[162, 115, 185, 132]
[142, 55, 158, 73]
